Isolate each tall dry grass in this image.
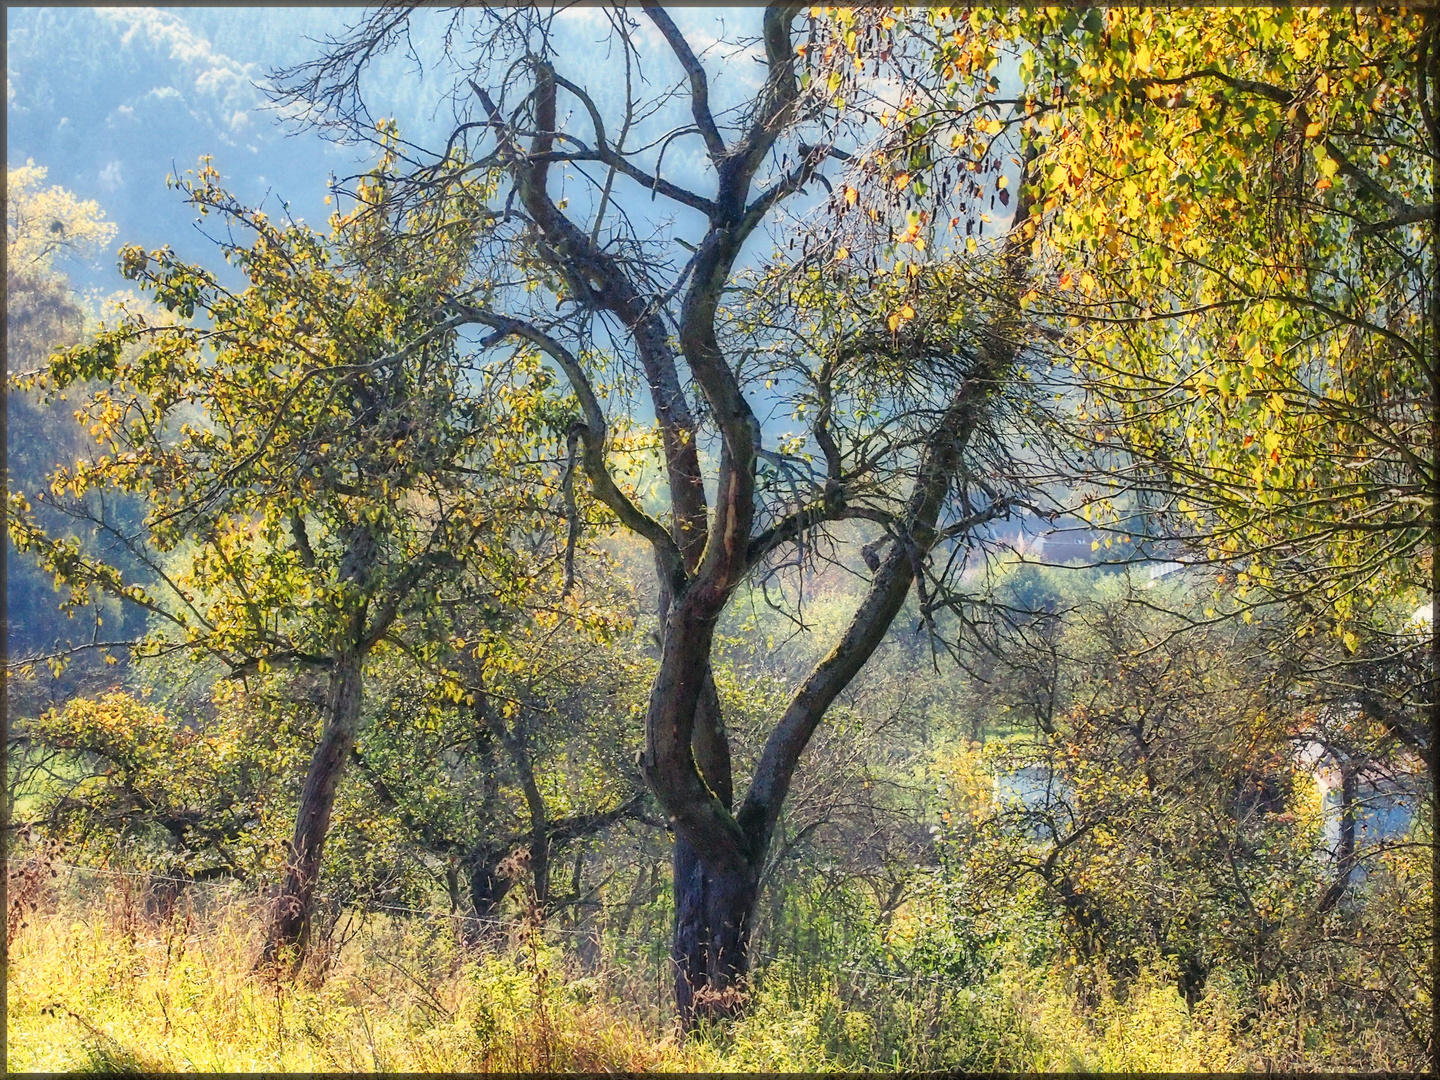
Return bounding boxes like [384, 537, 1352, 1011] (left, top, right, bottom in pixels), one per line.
[7, 867, 708, 1072]
[8, 865, 1249, 1072]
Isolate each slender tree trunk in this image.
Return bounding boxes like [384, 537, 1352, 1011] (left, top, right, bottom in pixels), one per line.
[468, 847, 514, 945]
[476, 690, 551, 909]
[260, 654, 363, 966]
[1319, 763, 1358, 914]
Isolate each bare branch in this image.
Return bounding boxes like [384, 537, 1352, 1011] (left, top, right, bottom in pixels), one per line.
[642, 6, 727, 161]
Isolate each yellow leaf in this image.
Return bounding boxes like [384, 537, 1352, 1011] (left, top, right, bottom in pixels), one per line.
[894, 173, 911, 191]
[844, 186, 858, 206]
[1304, 121, 1323, 138]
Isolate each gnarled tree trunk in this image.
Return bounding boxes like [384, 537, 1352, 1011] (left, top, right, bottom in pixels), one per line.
[672, 842, 758, 1020]
[671, 669, 750, 1017]
[260, 653, 363, 967]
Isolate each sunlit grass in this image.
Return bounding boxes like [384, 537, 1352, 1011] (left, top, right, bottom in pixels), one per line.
[8, 874, 1249, 1073]
[7, 881, 701, 1073]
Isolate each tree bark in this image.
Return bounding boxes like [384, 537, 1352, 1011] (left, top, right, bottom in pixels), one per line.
[1318, 762, 1358, 914]
[260, 653, 364, 967]
[468, 846, 514, 944]
[672, 843, 758, 1020]
[671, 669, 749, 1019]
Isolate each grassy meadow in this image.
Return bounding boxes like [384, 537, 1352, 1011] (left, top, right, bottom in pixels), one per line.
[10, 864, 1263, 1073]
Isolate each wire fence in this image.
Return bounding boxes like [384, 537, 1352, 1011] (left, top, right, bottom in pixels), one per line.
[24, 858, 955, 990]
[36, 859, 599, 939]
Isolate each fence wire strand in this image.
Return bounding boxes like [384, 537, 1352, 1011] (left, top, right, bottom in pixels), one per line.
[26, 859, 953, 986]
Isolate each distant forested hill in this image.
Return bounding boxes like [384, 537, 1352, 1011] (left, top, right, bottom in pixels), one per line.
[7, 8, 371, 293]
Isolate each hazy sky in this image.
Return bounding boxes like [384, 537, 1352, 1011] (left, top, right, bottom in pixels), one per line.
[6, 6, 770, 296]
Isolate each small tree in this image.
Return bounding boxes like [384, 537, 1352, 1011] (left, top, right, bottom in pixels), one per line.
[8, 155, 568, 962]
[354, 641, 644, 922]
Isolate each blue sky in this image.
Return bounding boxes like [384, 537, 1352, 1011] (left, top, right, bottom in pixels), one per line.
[6, 4, 809, 471]
[6, 6, 777, 296]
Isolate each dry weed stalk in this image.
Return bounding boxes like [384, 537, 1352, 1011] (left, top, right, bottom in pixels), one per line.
[6, 832, 61, 948]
